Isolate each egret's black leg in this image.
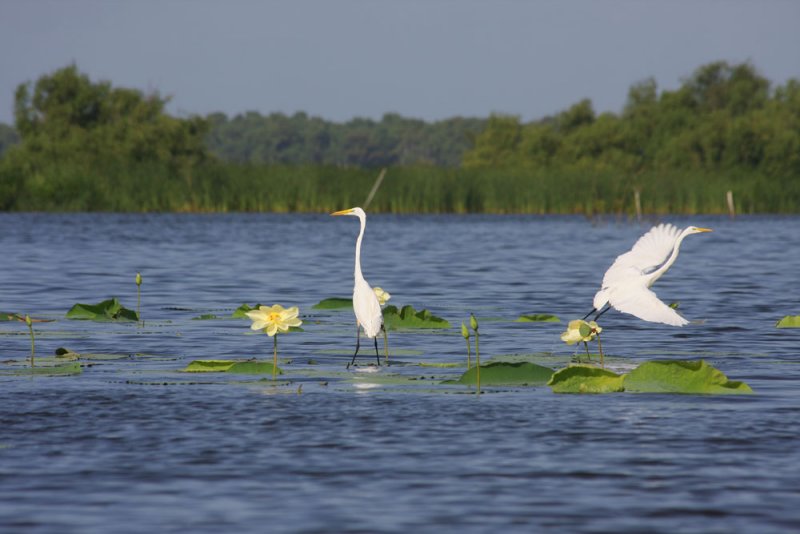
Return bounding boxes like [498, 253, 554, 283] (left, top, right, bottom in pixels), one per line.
[348, 326, 361, 369]
[593, 305, 611, 322]
[582, 308, 597, 320]
[373, 337, 380, 366]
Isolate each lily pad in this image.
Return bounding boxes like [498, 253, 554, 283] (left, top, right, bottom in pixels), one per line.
[231, 303, 262, 319]
[547, 365, 625, 394]
[312, 298, 353, 310]
[776, 315, 800, 328]
[66, 298, 138, 322]
[192, 314, 220, 320]
[515, 314, 560, 323]
[383, 305, 451, 330]
[623, 360, 752, 394]
[2, 362, 82, 376]
[183, 359, 282, 375]
[445, 361, 554, 386]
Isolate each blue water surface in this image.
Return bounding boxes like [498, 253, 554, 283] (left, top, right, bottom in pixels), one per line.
[1, 213, 799, 533]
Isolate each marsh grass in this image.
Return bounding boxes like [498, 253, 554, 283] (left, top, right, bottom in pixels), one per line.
[2, 161, 796, 214]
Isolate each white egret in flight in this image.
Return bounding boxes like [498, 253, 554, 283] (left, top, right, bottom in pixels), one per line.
[585, 224, 712, 326]
[331, 207, 385, 368]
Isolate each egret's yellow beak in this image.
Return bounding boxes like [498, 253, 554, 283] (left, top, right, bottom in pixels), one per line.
[331, 208, 354, 216]
[696, 227, 713, 233]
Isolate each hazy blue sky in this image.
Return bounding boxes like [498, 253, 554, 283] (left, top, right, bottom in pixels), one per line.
[1, 0, 798, 125]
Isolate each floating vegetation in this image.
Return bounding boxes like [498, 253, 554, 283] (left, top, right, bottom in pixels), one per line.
[192, 314, 220, 320]
[419, 362, 463, 368]
[231, 303, 262, 318]
[547, 365, 626, 394]
[383, 305, 451, 330]
[776, 315, 800, 328]
[515, 314, 560, 323]
[311, 297, 352, 310]
[444, 362, 554, 386]
[183, 359, 283, 375]
[66, 298, 139, 322]
[623, 360, 753, 394]
[0, 362, 83, 376]
[547, 360, 752, 395]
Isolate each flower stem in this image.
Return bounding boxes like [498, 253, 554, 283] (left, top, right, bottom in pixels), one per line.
[135, 272, 142, 327]
[465, 338, 472, 369]
[273, 334, 278, 380]
[27, 322, 35, 368]
[383, 328, 389, 365]
[596, 333, 604, 368]
[475, 332, 481, 396]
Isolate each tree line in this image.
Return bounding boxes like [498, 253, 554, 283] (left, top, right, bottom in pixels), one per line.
[463, 61, 800, 179]
[0, 61, 797, 213]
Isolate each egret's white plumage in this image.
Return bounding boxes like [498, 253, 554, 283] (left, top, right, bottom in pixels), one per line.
[591, 224, 712, 326]
[331, 207, 384, 366]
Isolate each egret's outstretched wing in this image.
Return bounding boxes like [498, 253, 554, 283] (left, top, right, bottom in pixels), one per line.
[601, 224, 682, 287]
[609, 286, 688, 326]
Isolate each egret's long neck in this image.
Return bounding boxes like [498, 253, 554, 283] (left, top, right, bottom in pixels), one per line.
[354, 213, 366, 282]
[647, 229, 691, 286]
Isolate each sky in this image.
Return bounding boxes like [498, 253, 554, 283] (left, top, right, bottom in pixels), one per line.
[1, 0, 798, 125]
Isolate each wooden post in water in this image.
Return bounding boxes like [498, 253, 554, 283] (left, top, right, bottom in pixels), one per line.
[634, 189, 642, 222]
[726, 190, 735, 219]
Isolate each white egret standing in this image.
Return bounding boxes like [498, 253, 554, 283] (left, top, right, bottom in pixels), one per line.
[331, 207, 385, 368]
[585, 224, 712, 326]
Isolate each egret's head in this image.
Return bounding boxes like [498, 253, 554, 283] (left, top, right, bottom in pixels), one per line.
[687, 226, 713, 234]
[331, 207, 366, 218]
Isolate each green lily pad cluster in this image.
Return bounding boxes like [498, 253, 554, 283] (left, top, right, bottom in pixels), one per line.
[383, 304, 451, 330]
[66, 298, 139, 322]
[444, 359, 751, 394]
[443, 361, 554, 386]
[547, 360, 752, 394]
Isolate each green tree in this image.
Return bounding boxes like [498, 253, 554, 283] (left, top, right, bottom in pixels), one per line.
[0, 123, 18, 157]
[2, 64, 210, 210]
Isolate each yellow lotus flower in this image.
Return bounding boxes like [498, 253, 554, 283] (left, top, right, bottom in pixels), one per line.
[245, 304, 302, 337]
[560, 320, 602, 345]
[373, 287, 391, 306]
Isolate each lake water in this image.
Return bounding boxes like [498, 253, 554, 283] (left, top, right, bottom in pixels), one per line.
[1, 213, 799, 533]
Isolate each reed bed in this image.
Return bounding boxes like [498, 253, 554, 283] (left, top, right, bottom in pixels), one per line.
[0, 161, 796, 214]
